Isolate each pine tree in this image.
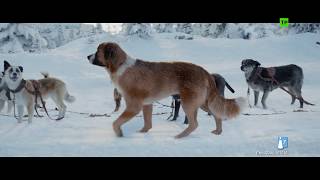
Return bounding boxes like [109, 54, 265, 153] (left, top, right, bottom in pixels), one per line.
[96, 23, 103, 34]
[153, 23, 174, 33]
[122, 23, 152, 39]
[176, 23, 193, 34]
[57, 24, 65, 47]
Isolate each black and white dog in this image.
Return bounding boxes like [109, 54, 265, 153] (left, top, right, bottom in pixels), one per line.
[240, 59, 304, 109]
[3, 61, 75, 123]
[170, 73, 235, 124]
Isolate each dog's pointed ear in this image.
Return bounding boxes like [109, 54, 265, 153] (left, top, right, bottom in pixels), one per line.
[256, 62, 261, 66]
[254, 60, 261, 67]
[4, 60, 11, 71]
[19, 66, 23, 72]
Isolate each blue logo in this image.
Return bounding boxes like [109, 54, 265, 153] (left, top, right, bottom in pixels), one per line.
[278, 136, 288, 150]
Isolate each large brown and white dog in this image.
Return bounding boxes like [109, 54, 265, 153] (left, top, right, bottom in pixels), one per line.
[87, 42, 246, 138]
[3, 61, 75, 123]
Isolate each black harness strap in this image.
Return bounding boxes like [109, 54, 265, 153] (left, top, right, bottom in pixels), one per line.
[24, 80, 64, 121]
[8, 79, 27, 93]
[8, 79, 64, 121]
[0, 86, 10, 100]
[4, 79, 26, 101]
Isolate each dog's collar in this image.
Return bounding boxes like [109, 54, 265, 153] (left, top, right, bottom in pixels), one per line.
[6, 79, 27, 94]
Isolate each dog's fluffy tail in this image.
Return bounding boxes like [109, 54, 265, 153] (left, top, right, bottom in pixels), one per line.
[41, 72, 49, 78]
[64, 92, 76, 103]
[207, 75, 247, 119]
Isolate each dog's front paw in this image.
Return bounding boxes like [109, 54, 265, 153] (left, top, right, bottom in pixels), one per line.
[114, 129, 123, 137]
[138, 126, 152, 133]
[211, 129, 222, 135]
[174, 134, 184, 139]
[112, 123, 123, 137]
[174, 132, 189, 139]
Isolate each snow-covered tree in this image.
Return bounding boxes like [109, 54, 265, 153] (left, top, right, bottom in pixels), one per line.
[0, 23, 99, 53]
[289, 23, 320, 34]
[192, 23, 226, 38]
[153, 23, 174, 33]
[96, 23, 104, 34]
[122, 23, 153, 39]
[176, 23, 193, 34]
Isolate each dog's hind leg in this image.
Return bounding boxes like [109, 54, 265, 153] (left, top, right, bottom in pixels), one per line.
[52, 93, 67, 118]
[261, 90, 269, 109]
[288, 88, 296, 105]
[175, 92, 201, 138]
[175, 107, 198, 139]
[295, 92, 304, 108]
[139, 104, 153, 133]
[27, 102, 34, 123]
[17, 105, 24, 123]
[254, 91, 259, 106]
[294, 88, 303, 108]
[299, 97, 303, 108]
[211, 114, 222, 135]
[113, 100, 142, 137]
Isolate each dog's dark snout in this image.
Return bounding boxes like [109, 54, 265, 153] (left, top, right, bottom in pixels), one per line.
[13, 72, 17, 76]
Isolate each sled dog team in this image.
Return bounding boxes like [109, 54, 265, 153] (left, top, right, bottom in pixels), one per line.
[0, 41, 310, 138]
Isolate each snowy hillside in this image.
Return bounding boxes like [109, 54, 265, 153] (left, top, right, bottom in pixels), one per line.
[1, 23, 319, 53]
[123, 23, 320, 39]
[0, 23, 103, 53]
[0, 32, 319, 156]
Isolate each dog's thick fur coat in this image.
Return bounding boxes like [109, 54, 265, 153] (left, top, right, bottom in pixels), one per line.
[88, 42, 246, 138]
[3, 61, 75, 123]
[241, 59, 304, 108]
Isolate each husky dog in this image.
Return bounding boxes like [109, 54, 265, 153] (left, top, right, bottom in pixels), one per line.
[3, 61, 75, 123]
[171, 73, 235, 124]
[240, 59, 304, 109]
[0, 71, 13, 113]
[87, 42, 246, 138]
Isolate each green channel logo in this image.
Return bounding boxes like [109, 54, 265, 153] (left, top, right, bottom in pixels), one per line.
[280, 18, 289, 28]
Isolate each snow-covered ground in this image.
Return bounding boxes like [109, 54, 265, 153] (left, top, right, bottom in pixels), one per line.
[0, 32, 319, 156]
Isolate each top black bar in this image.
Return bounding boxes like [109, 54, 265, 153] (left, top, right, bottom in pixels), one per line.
[0, 1, 319, 23]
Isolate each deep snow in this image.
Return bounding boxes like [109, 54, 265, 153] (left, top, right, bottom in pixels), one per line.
[0, 32, 319, 156]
